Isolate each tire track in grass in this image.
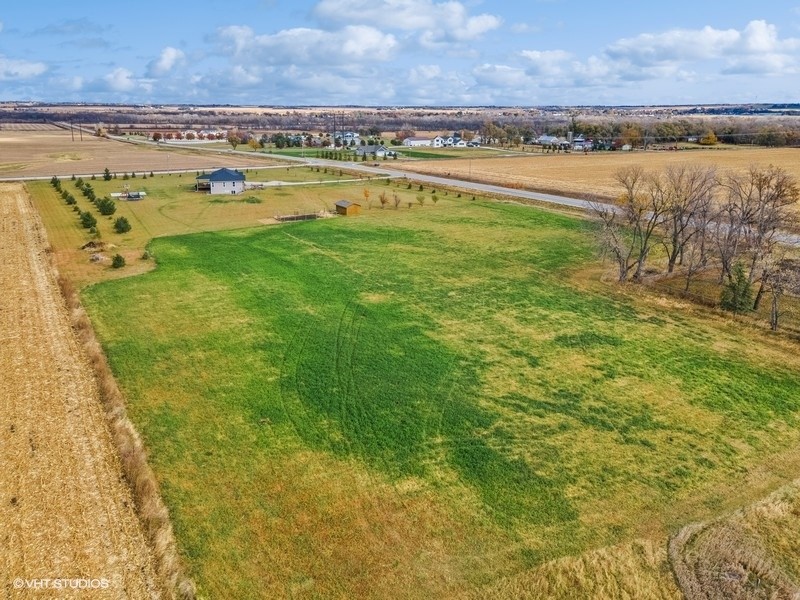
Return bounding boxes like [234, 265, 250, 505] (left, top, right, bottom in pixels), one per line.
[333, 294, 414, 547]
[277, 317, 323, 449]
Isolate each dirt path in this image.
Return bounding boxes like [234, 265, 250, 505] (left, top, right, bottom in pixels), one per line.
[0, 183, 159, 599]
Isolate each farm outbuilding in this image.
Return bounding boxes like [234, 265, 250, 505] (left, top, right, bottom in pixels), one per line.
[335, 200, 361, 216]
[196, 168, 246, 194]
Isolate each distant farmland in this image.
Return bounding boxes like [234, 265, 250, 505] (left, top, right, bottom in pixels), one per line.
[390, 146, 800, 200]
[80, 199, 800, 598]
[0, 128, 280, 178]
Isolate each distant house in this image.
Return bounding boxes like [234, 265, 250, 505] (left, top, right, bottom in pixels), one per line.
[402, 137, 432, 147]
[335, 131, 360, 146]
[335, 200, 361, 216]
[572, 135, 594, 151]
[536, 134, 560, 145]
[536, 134, 571, 150]
[356, 144, 392, 157]
[196, 168, 246, 194]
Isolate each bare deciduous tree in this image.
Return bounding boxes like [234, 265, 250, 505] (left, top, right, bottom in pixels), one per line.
[660, 165, 717, 274]
[769, 258, 800, 330]
[680, 190, 718, 292]
[591, 166, 672, 282]
[721, 165, 799, 308]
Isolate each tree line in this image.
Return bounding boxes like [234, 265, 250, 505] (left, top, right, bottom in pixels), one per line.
[50, 175, 132, 236]
[590, 164, 800, 330]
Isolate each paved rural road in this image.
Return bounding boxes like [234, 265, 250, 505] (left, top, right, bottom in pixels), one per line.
[0, 183, 160, 599]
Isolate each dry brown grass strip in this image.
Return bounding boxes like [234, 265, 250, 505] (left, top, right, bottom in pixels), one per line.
[56, 272, 196, 600]
[669, 503, 800, 599]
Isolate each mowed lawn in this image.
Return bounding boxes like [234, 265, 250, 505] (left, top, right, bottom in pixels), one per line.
[82, 200, 800, 598]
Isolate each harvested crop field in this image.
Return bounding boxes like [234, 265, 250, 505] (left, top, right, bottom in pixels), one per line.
[390, 147, 800, 200]
[0, 183, 160, 598]
[0, 129, 282, 178]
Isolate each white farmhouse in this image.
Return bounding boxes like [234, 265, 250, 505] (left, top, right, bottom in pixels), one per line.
[196, 168, 246, 195]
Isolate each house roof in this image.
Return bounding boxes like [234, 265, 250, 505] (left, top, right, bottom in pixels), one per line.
[196, 167, 246, 182]
[356, 144, 388, 154]
[335, 200, 361, 208]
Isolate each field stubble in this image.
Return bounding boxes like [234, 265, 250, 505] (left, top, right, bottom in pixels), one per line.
[389, 146, 800, 200]
[0, 128, 281, 178]
[0, 182, 162, 598]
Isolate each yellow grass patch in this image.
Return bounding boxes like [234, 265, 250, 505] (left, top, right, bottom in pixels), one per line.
[470, 538, 681, 599]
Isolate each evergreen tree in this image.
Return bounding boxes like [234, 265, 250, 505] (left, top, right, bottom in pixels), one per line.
[720, 263, 753, 314]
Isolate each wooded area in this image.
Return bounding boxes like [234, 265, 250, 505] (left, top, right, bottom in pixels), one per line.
[591, 164, 800, 329]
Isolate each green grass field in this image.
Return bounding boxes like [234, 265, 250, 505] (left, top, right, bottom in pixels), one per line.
[79, 198, 800, 598]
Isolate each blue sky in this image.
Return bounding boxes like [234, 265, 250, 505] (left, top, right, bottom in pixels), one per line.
[1, 1, 800, 105]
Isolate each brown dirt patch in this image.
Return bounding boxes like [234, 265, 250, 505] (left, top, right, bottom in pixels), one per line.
[0, 183, 160, 598]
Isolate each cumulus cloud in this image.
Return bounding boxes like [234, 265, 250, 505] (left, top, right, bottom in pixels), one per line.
[472, 63, 528, 87]
[513, 19, 800, 95]
[147, 47, 186, 77]
[103, 67, 136, 92]
[218, 24, 397, 65]
[520, 50, 571, 76]
[723, 53, 797, 75]
[0, 56, 47, 80]
[409, 64, 441, 83]
[64, 75, 83, 91]
[313, 0, 501, 44]
[606, 19, 799, 70]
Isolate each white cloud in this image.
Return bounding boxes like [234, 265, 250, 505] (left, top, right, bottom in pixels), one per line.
[520, 50, 571, 76]
[514, 19, 800, 94]
[229, 65, 263, 86]
[409, 64, 441, 83]
[147, 46, 186, 77]
[313, 0, 501, 44]
[472, 63, 528, 88]
[723, 53, 797, 75]
[606, 20, 800, 71]
[103, 67, 136, 92]
[0, 56, 47, 80]
[218, 24, 397, 65]
[606, 25, 740, 65]
[740, 20, 780, 53]
[52, 75, 84, 91]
